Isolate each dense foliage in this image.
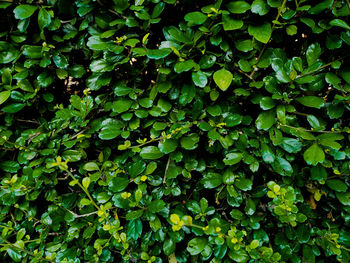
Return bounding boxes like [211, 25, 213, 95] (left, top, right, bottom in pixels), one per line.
[1, 0, 350, 262]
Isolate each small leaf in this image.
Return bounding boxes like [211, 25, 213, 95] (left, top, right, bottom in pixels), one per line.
[184, 12, 207, 25]
[227, 1, 251, 14]
[248, 22, 272, 44]
[223, 153, 243, 165]
[303, 143, 325, 166]
[296, 96, 324, 108]
[222, 15, 243, 31]
[329, 19, 350, 30]
[14, 5, 37, 19]
[140, 146, 164, 160]
[255, 110, 275, 130]
[326, 179, 348, 192]
[187, 238, 207, 255]
[213, 68, 233, 91]
[38, 8, 51, 30]
[0, 91, 11, 105]
[306, 43, 321, 66]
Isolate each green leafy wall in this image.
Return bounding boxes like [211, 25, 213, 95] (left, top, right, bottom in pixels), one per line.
[1, 0, 350, 262]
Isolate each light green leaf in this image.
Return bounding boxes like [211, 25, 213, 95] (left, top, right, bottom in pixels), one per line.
[0, 91, 11, 105]
[251, 0, 269, 15]
[98, 118, 124, 140]
[303, 143, 325, 166]
[227, 1, 251, 14]
[223, 153, 243, 165]
[158, 139, 178, 154]
[248, 22, 272, 43]
[222, 15, 243, 31]
[184, 12, 207, 25]
[213, 68, 233, 91]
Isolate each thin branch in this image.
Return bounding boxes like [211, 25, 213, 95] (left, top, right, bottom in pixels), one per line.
[66, 209, 98, 218]
[279, 123, 343, 133]
[162, 156, 171, 187]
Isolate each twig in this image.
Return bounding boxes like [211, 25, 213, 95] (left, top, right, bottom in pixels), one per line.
[162, 156, 171, 186]
[66, 209, 98, 218]
[279, 123, 343, 133]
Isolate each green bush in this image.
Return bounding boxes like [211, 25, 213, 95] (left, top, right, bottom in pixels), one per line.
[1, 0, 350, 262]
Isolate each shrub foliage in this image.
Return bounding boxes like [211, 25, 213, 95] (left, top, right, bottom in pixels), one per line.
[1, 0, 350, 262]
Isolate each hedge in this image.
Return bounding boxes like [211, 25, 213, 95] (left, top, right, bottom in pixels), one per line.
[1, 0, 350, 262]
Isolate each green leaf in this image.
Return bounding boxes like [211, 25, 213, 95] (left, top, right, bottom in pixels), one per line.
[109, 176, 129, 192]
[140, 146, 164, 160]
[280, 138, 302, 153]
[330, 19, 350, 30]
[127, 219, 142, 240]
[228, 249, 249, 263]
[192, 71, 208, 87]
[251, 0, 269, 15]
[308, 0, 334, 14]
[296, 224, 310, 244]
[38, 8, 51, 30]
[255, 110, 275, 130]
[184, 12, 207, 25]
[336, 192, 350, 206]
[14, 5, 37, 19]
[99, 118, 124, 140]
[0, 91, 11, 105]
[227, 1, 251, 14]
[306, 43, 321, 66]
[234, 178, 253, 191]
[235, 39, 253, 52]
[213, 68, 233, 91]
[83, 162, 99, 171]
[180, 133, 200, 150]
[303, 143, 325, 166]
[326, 179, 348, 192]
[271, 58, 291, 83]
[223, 153, 243, 165]
[187, 238, 207, 255]
[0, 161, 20, 173]
[295, 96, 324, 108]
[248, 22, 272, 44]
[62, 150, 82, 162]
[112, 98, 133, 113]
[201, 173, 222, 189]
[159, 139, 178, 154]
[18, 79, 34, 92]
[310, 165, 327, 181]
[148, 200, 165, 213]
[163, 239, 176, 256]
[127, 160, 146, 176]
[222, 15, 243, 31]
[147, 48, 172, 59]
[259, 97, 275, 110]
